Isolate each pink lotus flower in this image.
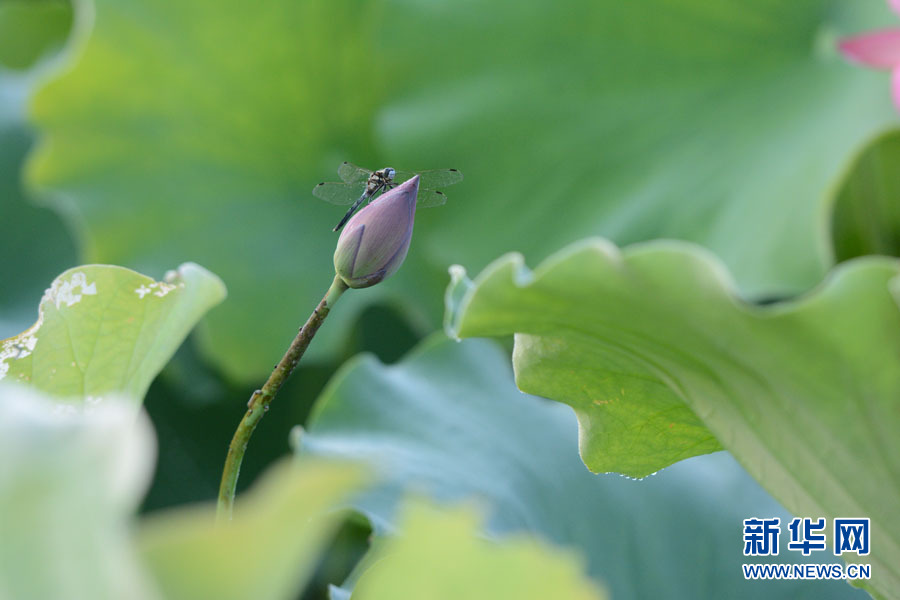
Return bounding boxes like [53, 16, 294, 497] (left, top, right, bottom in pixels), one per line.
[838, 0, 900, 112]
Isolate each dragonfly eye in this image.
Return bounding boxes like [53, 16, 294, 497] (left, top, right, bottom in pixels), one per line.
[385, 168, 396, 179]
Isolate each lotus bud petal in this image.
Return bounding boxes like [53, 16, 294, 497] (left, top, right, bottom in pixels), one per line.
[333, 175, 418, 289]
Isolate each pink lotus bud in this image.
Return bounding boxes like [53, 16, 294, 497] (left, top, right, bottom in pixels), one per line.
[333, 175, 418, 289]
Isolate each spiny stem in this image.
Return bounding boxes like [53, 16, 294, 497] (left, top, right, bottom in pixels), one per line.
[216, 275, 348, 522]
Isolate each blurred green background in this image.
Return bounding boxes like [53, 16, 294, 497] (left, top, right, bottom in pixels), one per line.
[3, 0, 899, 597]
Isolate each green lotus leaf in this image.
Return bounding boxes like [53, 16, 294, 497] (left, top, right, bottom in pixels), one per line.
[26, 0, 900, 380]
[137, 459, 365, 600]
[27, 0, 384, 381]
[832, 130, 900, 262]
[0, 381, 366, 600]
[0, 263, 226, 403]
[445, 239, 900, 598]
[350, 502, 606, 600]
[0, 384, 158, 600]
[301, 336, 862, 600]
[0, 0, 72, 71]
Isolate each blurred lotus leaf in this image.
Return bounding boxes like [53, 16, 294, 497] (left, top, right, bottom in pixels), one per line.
[832, 130, 900, 261]
[0, 73, 77, 339]
[0, 0, 72, 71]
[350, 502, 606, 600]
[137, 459, 365, 600]
[0, 382, 369, 600]
[0, 384, 159, 600]
[26, 0, 900, 380]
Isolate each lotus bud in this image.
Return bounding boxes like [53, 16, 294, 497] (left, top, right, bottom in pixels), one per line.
[333, 175, 418, 289]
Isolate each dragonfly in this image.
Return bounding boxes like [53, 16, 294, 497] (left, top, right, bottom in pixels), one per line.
[313, 162, 463, 231]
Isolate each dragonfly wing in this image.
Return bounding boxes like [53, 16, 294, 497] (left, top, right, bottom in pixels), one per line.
[415, 189, 448, 208]
[338, 162, 372, 184]
[312, 181, 365, 205]
[394, 168, 463, 190]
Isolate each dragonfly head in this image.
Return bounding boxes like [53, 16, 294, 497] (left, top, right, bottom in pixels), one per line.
[384, 167, 396, 181]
